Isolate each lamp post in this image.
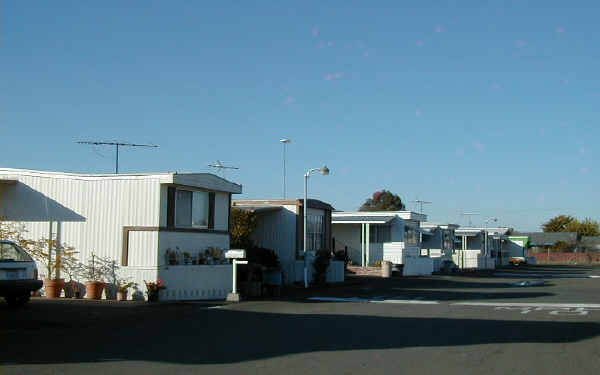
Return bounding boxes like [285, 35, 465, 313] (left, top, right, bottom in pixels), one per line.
[303, 165, 330, 288]
[280, 139, 291, 198]
[484, 217, 498, 256]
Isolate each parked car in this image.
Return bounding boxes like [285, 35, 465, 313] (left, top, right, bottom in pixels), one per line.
[509, 257, 527, 266]
[0, 240, 42, 307]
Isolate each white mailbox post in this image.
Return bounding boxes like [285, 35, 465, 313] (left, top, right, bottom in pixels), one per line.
[226, 249, 247, 302]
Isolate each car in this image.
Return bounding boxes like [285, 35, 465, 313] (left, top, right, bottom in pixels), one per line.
[0, 240, 43, 307]
[509, 257, 527, 266]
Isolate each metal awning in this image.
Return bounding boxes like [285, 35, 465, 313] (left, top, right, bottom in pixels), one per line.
[332, 215, 396, 224]
[455, 231, 482, 237]
[234, 206, 282, 214]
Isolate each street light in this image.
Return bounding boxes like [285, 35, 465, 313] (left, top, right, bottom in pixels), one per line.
[280, 139, 291, 198]
[303, 165, 330, 288]
[484, 217, 498, 256]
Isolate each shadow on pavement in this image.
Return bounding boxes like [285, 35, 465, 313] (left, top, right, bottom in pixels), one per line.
[2, 301, 598, 366]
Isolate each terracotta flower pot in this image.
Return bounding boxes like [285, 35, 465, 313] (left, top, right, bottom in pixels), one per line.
[85, 281, 105, 300]
[117, 291, 128, 301]
[44, 279, 65, 298]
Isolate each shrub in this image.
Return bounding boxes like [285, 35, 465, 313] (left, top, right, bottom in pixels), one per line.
[312, 250, 331, 285]
[246, 247, 280, 269]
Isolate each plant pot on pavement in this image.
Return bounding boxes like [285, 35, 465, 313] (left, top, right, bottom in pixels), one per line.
[85, 281, 105, 300]
[117, 291, 128, 301]
[63, 281, 77, 298]
[43, 279, 65, 298]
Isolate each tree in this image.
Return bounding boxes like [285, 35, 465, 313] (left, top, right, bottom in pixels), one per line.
[230, 207, 258, 249]
[570, 218, 600, 237]
[542, 215, 576, 233]
[359, 190, 406, 211]
[542, 215, 600, 237]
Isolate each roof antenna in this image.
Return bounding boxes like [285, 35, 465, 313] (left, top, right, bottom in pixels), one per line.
[77, 141, 158, 174]
[461, 212, 480, 227]
[208, 160, 239, 178]
[412, 199, 432, 214]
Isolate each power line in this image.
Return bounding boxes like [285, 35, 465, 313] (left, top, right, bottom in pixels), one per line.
[77, 141, 158, 174]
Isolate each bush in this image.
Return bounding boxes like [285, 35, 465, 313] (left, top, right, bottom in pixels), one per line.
[246, 247, 280, 269]
[312, 250, 331, 285]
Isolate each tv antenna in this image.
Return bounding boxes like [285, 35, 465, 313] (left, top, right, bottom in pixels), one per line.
[461, 212, 480, 226]
[412, 199, 432, 214]
[208, 160, 239, 177]
[76, 141, 159, 174]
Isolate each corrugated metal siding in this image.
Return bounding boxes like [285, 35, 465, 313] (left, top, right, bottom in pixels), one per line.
[250, 206, 297, 282]
[128, 231, 159, 267]
[213, 192, 229, 231]
[1, 173, 162, 269]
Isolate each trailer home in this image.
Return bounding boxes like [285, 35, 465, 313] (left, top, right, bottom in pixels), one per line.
[0, 168, 242, 300]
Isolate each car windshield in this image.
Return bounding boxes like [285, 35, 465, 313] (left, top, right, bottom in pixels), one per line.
[0, 242, 34, 262]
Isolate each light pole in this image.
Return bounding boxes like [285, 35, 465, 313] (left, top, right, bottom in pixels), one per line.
[280, 139, 291, 198]
[484, 217, 498, 256]
[303, 165, 330, 288]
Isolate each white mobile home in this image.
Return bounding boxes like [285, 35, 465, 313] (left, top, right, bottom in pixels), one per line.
[420, 223, 459, 272]
[453, 227, 509, 270]
[231, 199, 344, 284]
[331, 211, 432, 276]
[0, 168, 242, 300]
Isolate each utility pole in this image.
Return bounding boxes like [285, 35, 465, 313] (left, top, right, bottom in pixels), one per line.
[77, 141, 158, 174]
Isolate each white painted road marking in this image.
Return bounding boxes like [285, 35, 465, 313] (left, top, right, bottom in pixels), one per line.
[452, 302, 600, 316]
[307, 297, 439, 304]
[451, 302, 600, 308]
[493, 273, 600, 279]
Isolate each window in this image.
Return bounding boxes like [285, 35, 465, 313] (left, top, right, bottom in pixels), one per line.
[443, 231, 454, 250]
[0, 243, 32, 262]
[306, 214, 324, 251]
[404, 225, 419, 245]
[175, 189, 210, 229]
[368, 225, 391, 243]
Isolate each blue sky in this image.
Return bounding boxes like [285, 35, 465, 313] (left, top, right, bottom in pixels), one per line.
[2, 1, 598, 231]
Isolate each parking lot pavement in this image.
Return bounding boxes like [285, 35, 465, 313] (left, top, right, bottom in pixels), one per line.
[1, 265, 599, 375]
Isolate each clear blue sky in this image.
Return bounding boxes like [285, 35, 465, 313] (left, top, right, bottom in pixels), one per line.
[2, 1, 598, 231]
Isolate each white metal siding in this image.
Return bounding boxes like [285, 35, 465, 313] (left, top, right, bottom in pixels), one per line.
[1, 174, 161, 265]
[250, 206, 297, 283]
[128, 231, 159, 267]
[214, 192, 229, 231]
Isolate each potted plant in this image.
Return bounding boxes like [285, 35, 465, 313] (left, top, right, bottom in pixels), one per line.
[82, 253, 108, 299]
[62, 254, 84, 298]
[183, 251, 191, 265]
[116, 281, 135, 301]
[144, 279, 166, 302]
[29, 239, 78, 299]
[166, 248, 178, 265]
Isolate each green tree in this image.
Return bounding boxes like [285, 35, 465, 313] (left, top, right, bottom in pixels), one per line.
[359, 190, 406, 211]
[570, 218, 600, 237]
[542, 215, 576, 232]
[542, 215, 600, 237]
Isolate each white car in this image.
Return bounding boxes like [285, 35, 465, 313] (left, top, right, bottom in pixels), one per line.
[0, 240, 42, 307]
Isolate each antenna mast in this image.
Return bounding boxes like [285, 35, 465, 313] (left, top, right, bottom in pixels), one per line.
[77, 141, 158, 174]
[461, 212, 480, 226]
[208, 160, 239, 177]
[412, 199, 432, 214]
